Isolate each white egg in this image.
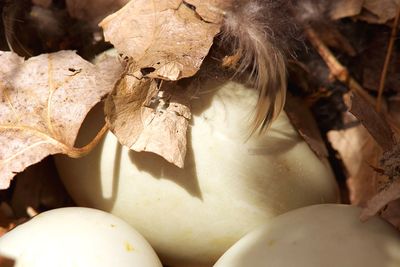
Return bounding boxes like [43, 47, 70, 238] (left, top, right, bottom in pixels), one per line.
[55, 80, 339, 266]
[214, 204, 400, 267]
[0, 207, 162, 267]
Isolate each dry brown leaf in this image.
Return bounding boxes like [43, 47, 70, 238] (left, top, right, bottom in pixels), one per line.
[328, 120, 383, 205]
[360, 179, 400, 221]
[11, 157, 71, 217]
[0, 256, 14, 267]
[0, 51, 123, 189]
[100, 0, 221, 80]
[330, 0, 364, 20]
[105, 64, 191, 168]
[345, 92, 396, 151]
[32, 0, 52, 8]
[360, 0, 400, 23]
[66, 0, 130, 24]
[284, 94, 328, 159]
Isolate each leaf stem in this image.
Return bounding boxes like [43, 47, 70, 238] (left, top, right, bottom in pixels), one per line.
[65, 124, 109, 158]
[376, 8, 400, 112]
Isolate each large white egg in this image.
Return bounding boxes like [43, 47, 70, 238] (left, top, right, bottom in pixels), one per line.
[214, 204, 400, 267]
[55, 81, 339, 266]
[0, 207, 162, 267]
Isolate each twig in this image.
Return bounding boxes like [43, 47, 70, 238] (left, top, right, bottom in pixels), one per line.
[304, 27, 376, 106]
[376, 8, 400, 112]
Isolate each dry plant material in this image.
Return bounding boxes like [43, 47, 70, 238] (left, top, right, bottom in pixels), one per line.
[360, 144, 400, 221]
[328, 122, 382, 205]
[329, 0, 400, 24]
[305, 24, 400, 222]
[11, 157, 71, 217]
[0, 256, 14, 267]
[376, 8, 400, 112]
[100, 0, 221, 80]
[105, 65, 191, 168]
[361, 0, 400, 24]
[329, 0, 364, 20]
[284, 94, 328, 159]
[32, 0, 52, 8]
[345, 92, 396, 151]
[66, 0, 130, 24]
[0, 51, 123, 189]
[184, 0, 231, 23]
[100, 0, 223, 166]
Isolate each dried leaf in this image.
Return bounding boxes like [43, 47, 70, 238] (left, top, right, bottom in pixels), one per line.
[360, 0, 400, 24]
[32, 0, 52, 8]
[66, 0, 129, 23]
[184, 0, 231, 23]
[0, 51, 123, 189]
[345, 92, 395, 151]
[11, 157, 71, 217]
[105, 64, 191, 168]
[0, 256, 14, 267]
[360, 179, 400, 221]
[100, 0, 221, 80]
[328, 121, 382, 205]
[329, 0, 364, 20]
[284, 94, 328, 159]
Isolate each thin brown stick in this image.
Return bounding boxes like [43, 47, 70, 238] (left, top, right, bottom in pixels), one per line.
[66, 124, 108, 158]
[304, 27, 376, 106]
[376, 8, 400, 112]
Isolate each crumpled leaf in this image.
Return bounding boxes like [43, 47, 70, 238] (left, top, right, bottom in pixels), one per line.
[361, 179, 400, 221]
[32, 0, 52, 8]
[0, 50, 123, 189]
[328, 0, 400, 24]
[285, 93, 328, 159]
[66, 0, 130, 24]
[328, 119, 382, 205]
[101, 0, 222, 166]
[358, 0, 400, 24]
[184, 0, 231, 23]
[329, 0, 364, 20]
[105, 63, 191, 168]
[345, 92, 396, 151]
[330, 91, 400, 225]
[99, 0, 221, 80]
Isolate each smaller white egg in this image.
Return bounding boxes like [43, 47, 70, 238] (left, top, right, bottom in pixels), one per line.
[214, 204, 400, 267]
[0, 207, 162, 267]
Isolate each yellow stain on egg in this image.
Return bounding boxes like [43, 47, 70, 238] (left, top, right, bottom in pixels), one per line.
[125, 241, 134, 252]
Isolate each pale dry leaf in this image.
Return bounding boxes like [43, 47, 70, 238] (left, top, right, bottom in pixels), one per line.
[99, 0, 221, 80]
[105, 64, 191, 168]
[66, 0, 130, 24]
[329, 0, 364, 20]
[361, 0, 400, 24]
[131, 87, 191, 168]
[184, 0, 232, 23]
[328, 120, 383, 205]
[0, 51, 123, 189]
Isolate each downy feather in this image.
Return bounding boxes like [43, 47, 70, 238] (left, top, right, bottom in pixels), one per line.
[221, 0, 293, 134]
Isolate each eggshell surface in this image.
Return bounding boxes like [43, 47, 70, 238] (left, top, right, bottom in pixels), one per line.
[0, 207, 162, 267]
[56, 81, 339, 266]
[214, 204, 400, 267]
